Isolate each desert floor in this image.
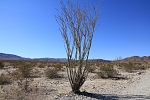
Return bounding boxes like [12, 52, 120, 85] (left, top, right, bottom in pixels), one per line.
[1, 66, 150, 100]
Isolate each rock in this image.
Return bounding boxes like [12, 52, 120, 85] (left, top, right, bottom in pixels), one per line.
[137, 72, 142, 75]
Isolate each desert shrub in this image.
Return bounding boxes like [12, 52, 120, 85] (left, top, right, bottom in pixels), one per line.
[3, 61, 11, 67]
[38, 65, 45, 68]
[0, 62, 4, 69]
[11, 70, 23, 81]
[97, 64, 118, 78]
[122, 62, 132, 72]
[30, 68, 41, 78]
[123, 62, 146, 73]
[18, 63, 32, 78]
[88, 66, 96, 73]
[54, 63, 62, 70]
[11, 60, 23, 68]
[137, 65, 146, 70]
[16, 63, 33, 92]
[0, 73, 11, 85]
[11, 69, 33, 93]
[36, 63, 45, 68]
[45, 68, 61, 79]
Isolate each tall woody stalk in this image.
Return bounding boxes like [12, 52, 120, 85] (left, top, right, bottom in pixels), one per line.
[56, 0, 101, 94]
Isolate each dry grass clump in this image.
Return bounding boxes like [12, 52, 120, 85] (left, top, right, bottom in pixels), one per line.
[97, 64, 119, 79]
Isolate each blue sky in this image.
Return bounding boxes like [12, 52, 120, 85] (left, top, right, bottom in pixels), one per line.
[0, 0, 150, 60]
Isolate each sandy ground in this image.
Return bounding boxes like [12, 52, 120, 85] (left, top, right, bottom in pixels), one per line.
[1, 67, 150, 100]
[119, 69, 150, 96]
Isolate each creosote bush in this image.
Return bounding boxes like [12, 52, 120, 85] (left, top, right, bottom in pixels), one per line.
[11, 63, 33, 93]
[122, 62, 146, 73]
[11, 70, 23, 81]
[0, 73, 11, 85]
[45, 67, 61, 79]
[30, 68, 41, 78]
[54, 63, 62, 70]
[88, 66, 96, 73]
[18, 64, 32, 78]
[97, 64, 118, 78]
[0, 62, 4, 69]
[37, 63, 45, 68]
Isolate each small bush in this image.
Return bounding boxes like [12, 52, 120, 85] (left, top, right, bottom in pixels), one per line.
[0, 62, 4, 69]
[123, 62, 135, 72]
[97, 64, 118, 78]
[16, 63, 33, 92]
[88, 66, 96, 73]
[0, 73, 11, 85]
[38, 64, 45, 68]
[138, 65, 146, 70]
[11, 70, 23, 81]
[123, 62, 146, 73]
[30, 68, 41, 78]
[11, 69, 33, 93]
[45, 68, 61, 79]
[54, 63, 62, 70]
[18, 63, 32, 78]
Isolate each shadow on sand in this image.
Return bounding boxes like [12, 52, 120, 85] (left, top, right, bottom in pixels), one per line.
[78, 91, 150, 100]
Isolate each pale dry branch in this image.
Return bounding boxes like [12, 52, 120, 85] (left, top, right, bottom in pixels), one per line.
[55, 0, 101, 94]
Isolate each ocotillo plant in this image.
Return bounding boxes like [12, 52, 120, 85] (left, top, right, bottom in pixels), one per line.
[56, 0, 101, 94]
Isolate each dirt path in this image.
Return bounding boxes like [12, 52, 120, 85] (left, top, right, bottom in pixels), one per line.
[119, 69, 150, 96]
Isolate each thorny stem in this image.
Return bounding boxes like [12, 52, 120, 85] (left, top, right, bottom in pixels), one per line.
[55, 0, 101, 93]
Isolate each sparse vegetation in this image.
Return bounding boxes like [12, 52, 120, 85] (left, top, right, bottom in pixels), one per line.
[31, 68, 41, 78]
[0, 62, 4, 69]
[0, 57, 150, 99]
[0, 73, 11, 85]
[97, 64, 119, 78]
[88, 66, 96, 73]
[122, 62, 146, 73]
[54, 63, 62, 70]
[45, 67, 61, 79]
[18, 63, 32, 78]
[9, 63, 33, 94]
[37, 63, 45, 68]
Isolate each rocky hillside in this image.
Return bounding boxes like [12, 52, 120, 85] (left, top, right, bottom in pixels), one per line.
[0, 53, 30, 60]
[120, 56, 150, 63]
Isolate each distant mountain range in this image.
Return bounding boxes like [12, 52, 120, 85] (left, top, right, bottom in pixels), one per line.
[0, 53, 111, 62]
[0, 53, 150, 63]
[0, 53, 30, 60]
[0, 53, 67, 62]
[120, 56, 150, 63]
